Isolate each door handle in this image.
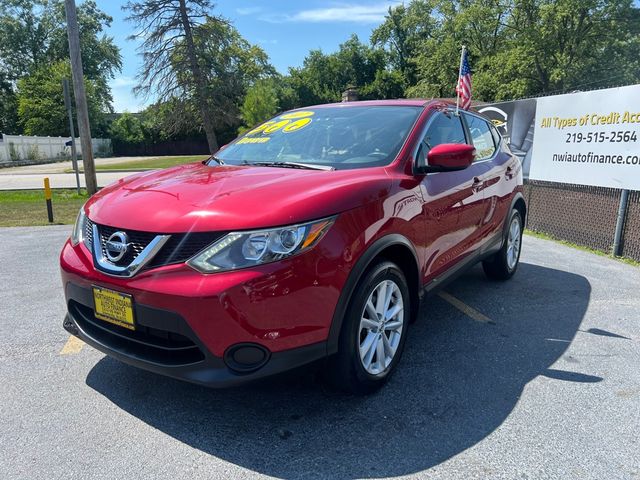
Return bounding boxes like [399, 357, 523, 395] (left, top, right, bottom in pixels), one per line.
[472, 176, 483, 192]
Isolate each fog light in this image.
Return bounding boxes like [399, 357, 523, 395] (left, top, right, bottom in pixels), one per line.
[224, 343, 270, 373]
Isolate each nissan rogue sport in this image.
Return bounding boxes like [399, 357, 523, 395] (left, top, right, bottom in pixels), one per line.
[60, 100, 526, 394]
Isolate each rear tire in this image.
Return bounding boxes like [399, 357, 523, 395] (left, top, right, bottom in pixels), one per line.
[328, 260, 410, 395]
[482, 209, 523, 281]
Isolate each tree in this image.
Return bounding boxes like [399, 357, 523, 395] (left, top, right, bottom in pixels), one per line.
[16, 60, 107, 136]
[288, 35, 395, 105]
[0, 73, 19, 134]
[0, 0, 57, 81]
[190, 18, 275, 129]
[126, 0, 274, 153]
[139, 98, 203, 142]
[125, 0, 211, 153]
[371, 1, 436, 87]
[402, 0, 640, 101]
[238, 75, 299, 132]
[239, 79, 279, 132]
[0, 0, 122, 96]
[109, 112, 145, 144]
[504, 0, 640, 96]
[0, 0, 134, 137]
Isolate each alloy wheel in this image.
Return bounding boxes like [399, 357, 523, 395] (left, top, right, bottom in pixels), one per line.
[506, 215, 522, 270]
[358, 279, 404, 375]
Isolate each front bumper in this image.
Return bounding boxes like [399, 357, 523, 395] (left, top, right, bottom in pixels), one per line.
[63, 283, 327, 387]
[60, 232, 348, 387]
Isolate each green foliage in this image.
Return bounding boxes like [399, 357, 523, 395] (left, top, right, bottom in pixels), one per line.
[287, 35, 399, 106]
[25, 144, 41, 161]
[109, 112, 145, 144]
[94, 155, 208, 171]
[191, 19, 276, 128]
[125, 0, 276, 149]
[239, 79, 280, 132]
[371, 1, 435, 87]
[125, 1, 274, 151]
[5, 0, 636, 148]
[0, 0, 121, 82]
[16, 61, 107, 136]
[362, 69, 406, 100]
[379, 0, 640, 101]
[125, 0, 640, 143]
[8, 142, 20, 162]
[0, 189, 89, 227]
[0, 85, 19, 134]
[0, 0, 121, 135]
[237, 76, 299, 132]
[96, 141, 112, 157]
[137, 98, 207, 143]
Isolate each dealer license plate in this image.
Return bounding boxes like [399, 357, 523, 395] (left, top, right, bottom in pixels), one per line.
[92, 286, 135, 330]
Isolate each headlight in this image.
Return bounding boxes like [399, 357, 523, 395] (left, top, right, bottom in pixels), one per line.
[187, 217, 335, 273]
[70, 206, 87, 247]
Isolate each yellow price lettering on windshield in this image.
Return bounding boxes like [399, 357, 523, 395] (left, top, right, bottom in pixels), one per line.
[279, 111, 315, 120]
[263, 120, 290, 134]
[283, 118, 312, 133]
[246, 121, 277, 136]
[243, 111, 315, 139]
[237, 137, 270, 145]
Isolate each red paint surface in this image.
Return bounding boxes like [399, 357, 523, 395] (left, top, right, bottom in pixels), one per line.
[61, 100, 523, 357]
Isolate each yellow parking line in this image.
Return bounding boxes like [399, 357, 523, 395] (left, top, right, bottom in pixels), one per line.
[60, 336, 84, 355]
[437, 291, 494, 324]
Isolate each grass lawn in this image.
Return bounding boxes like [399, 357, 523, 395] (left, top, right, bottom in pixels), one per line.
[64, 155, 209, 173]
[0, 189, 89, 227]
[525, 229, 639, 267]
[97, 155, 208, 171]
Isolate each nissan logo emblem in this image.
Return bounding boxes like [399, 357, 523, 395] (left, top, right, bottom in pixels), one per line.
[105, 231, 130, 262]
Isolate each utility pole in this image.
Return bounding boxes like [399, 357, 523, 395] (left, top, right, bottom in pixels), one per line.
[62, 79, 81, 195]
[64, 0, 97, 194]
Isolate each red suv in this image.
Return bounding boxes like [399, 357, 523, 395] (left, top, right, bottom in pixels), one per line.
[61, 100, 525, 393]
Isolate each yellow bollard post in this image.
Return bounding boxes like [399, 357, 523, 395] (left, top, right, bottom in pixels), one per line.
[44, 177, 54, 223]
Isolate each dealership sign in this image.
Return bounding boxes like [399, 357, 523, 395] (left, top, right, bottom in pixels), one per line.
[528, 84, 640, 190]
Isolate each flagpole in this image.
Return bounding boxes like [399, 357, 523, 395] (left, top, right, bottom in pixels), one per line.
[456, 45, 466, 115]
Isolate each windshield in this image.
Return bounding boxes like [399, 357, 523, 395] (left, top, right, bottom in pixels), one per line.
[213, 106, 422, 170]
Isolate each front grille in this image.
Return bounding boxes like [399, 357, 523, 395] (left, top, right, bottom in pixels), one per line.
[98, 223, 156, 267]
[148, 231, 224, 267]
[87, 219, 224, 271]
[84, 218, 94, 251]
[69, 301, 205, 366]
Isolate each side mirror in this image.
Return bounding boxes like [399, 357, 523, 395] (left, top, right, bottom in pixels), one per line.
[418, 143, 476, 173]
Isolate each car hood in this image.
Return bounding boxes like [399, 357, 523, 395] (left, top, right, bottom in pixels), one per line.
[85, 162, 390, 232]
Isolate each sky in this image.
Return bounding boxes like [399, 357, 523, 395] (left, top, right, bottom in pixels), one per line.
[97, 1, 403, 112]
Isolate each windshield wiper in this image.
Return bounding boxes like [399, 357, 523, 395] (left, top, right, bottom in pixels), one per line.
[247, 161, 334, 171]
[208, 155, 224, 165]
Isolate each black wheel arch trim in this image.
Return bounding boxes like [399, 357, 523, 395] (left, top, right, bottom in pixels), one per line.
[327, 234, 421, 355]
[501, 192, 526, 247]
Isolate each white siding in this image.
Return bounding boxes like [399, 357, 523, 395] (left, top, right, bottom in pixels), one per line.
[0, 134, 112, 163]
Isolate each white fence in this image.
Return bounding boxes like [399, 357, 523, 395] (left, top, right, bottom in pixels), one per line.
[0, 134, 112, 164]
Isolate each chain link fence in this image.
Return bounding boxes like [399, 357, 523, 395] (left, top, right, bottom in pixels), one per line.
[523, 180, 640, 262]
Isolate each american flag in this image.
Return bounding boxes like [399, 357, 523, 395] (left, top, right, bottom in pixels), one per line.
[456, 48, 472, 110]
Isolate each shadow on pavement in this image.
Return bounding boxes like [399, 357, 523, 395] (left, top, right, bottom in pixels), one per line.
[86, 262, 592, 478]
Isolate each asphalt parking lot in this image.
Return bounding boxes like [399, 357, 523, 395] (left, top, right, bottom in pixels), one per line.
[1, 226, 638, 479]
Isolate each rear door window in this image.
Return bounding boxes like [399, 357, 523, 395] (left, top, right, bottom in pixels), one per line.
[464, 113, 496, 160]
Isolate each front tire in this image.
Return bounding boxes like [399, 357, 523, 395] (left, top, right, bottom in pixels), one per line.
[483, 209, 523, 280]
[329, 260, 410, 394]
